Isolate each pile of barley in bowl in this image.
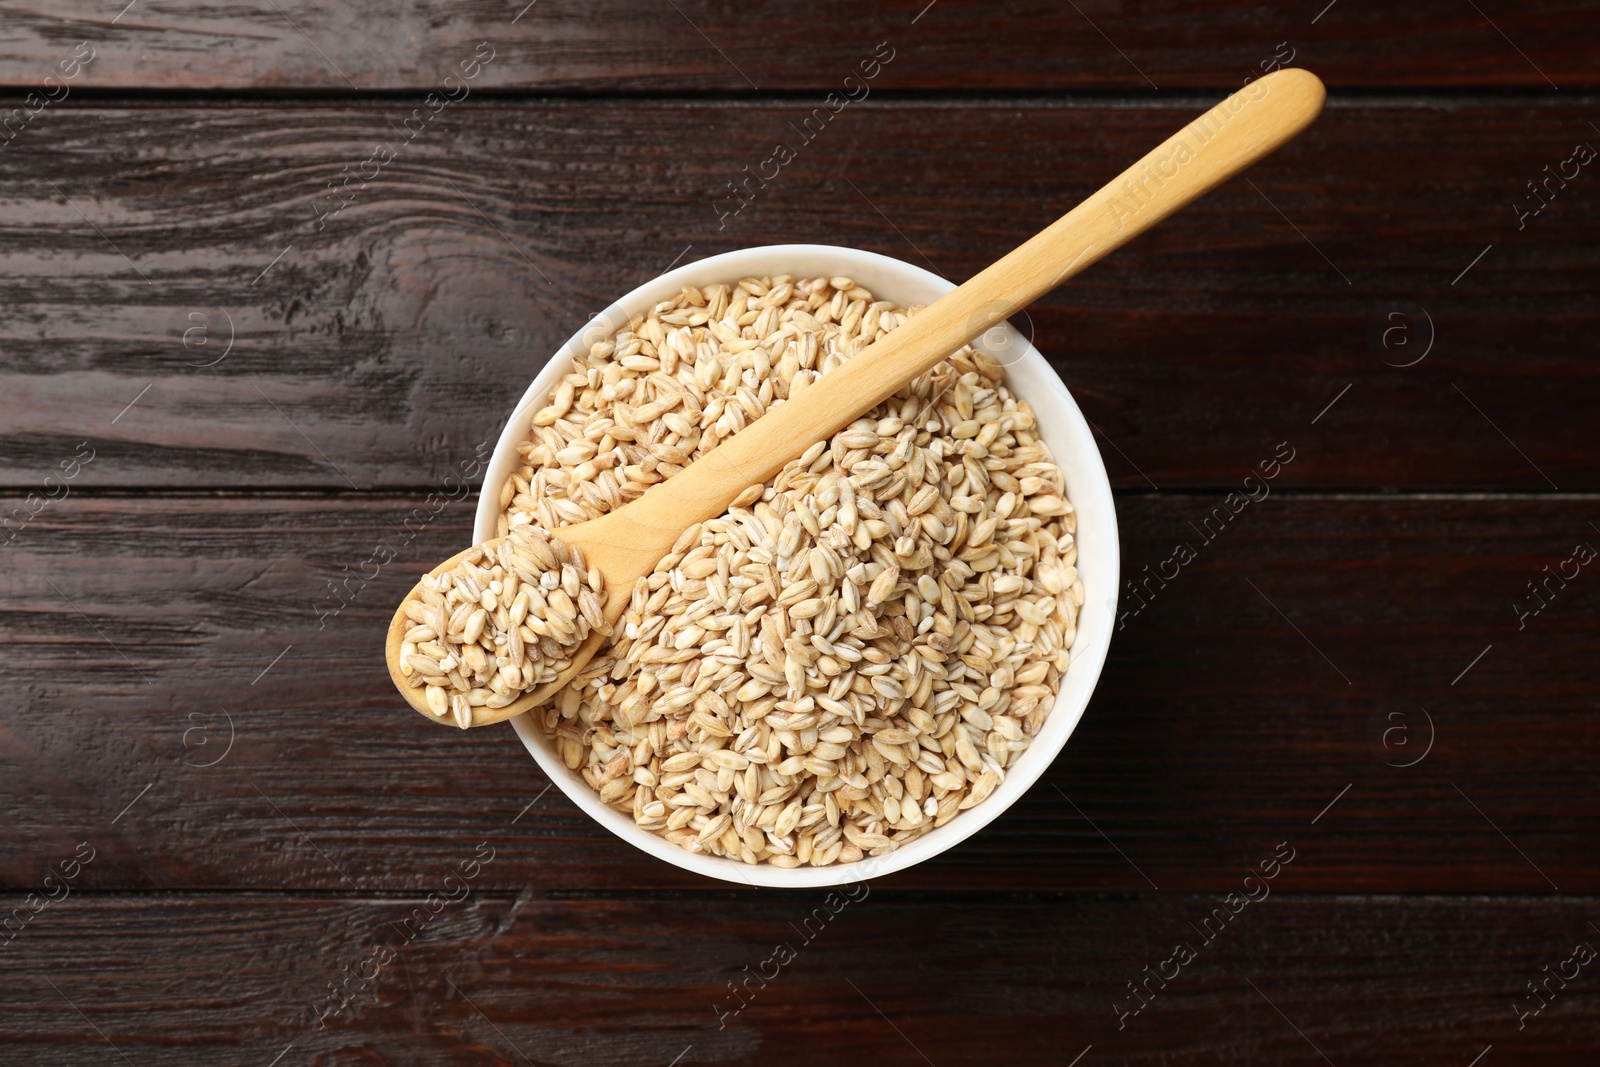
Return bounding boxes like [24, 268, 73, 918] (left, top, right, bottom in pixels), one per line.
[496, 275, 1082, 867]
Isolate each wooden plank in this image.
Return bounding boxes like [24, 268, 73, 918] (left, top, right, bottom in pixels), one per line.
[3, 494, 1595, 893]
[0, 99, 1596, 492]
[0, 893, 1594, 1064]
[0, 2, 1593, 91]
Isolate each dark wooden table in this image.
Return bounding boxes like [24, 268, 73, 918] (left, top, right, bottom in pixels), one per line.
[3, 3, 1597, 1064]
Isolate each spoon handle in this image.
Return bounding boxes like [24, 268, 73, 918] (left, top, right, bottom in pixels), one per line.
[599, 68, 1325, 544]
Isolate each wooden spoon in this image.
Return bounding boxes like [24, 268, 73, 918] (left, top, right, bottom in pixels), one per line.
[388, 67, 1326, 727]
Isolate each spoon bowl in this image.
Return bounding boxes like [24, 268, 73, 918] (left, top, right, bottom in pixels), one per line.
[386, 500, 697, 727]
[385, 538, 607, 726]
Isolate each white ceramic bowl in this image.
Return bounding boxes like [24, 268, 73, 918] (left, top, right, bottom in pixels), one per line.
[475, 244, 1119, 887]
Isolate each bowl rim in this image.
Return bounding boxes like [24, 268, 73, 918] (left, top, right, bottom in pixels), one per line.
[474, 242, 1119, 887]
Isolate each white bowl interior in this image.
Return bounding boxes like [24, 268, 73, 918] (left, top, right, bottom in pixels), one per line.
[474, 244, 1119, 887]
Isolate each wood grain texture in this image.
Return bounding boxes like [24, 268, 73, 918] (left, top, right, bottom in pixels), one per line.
[3, 493, 1594, 893]
[0, 99, 1595, 492]
[0, 893, 1595, 1065]
[0, 1, 1593, 91]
